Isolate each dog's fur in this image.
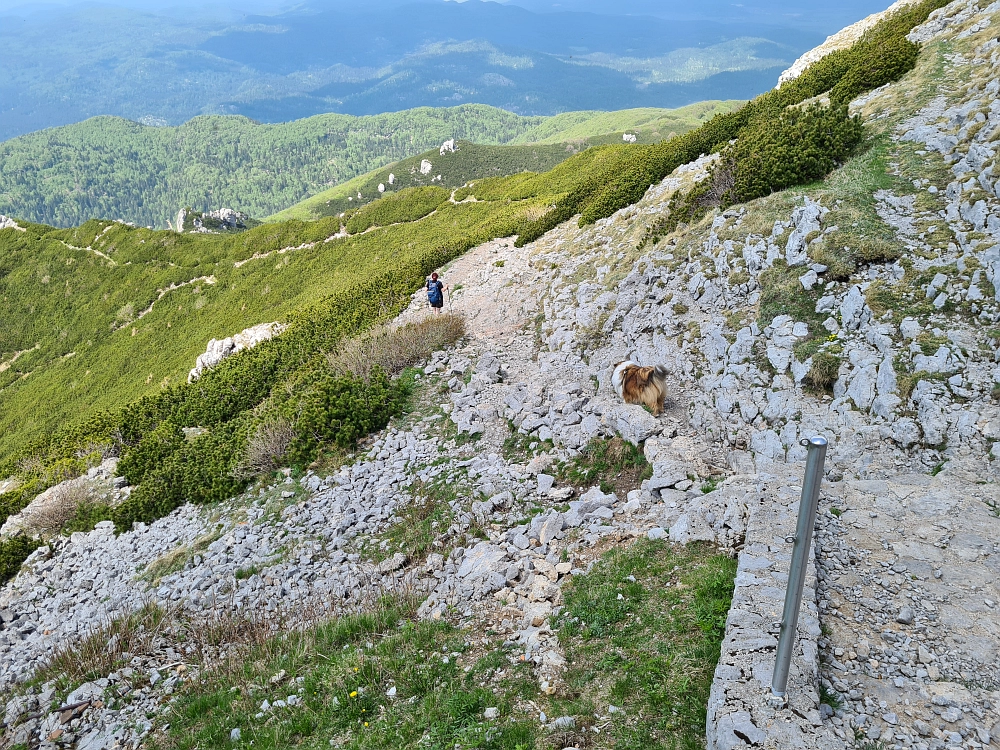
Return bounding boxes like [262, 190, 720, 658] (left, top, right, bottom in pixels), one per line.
[612, 360, 669, 415]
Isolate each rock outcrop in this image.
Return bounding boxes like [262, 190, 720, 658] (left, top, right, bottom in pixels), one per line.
[188, 322, 287, 382]
[0, 215, 24, 232]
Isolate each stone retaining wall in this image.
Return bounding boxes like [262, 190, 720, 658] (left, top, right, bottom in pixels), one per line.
[707, 466, 844, 750]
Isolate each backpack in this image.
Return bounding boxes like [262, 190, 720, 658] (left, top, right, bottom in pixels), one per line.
[427, 279, 443, 305]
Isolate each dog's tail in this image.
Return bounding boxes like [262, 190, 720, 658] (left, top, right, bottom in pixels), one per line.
[653, 364, 668, 381]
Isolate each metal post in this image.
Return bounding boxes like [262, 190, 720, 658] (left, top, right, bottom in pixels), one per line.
[771, 436, 828, 702]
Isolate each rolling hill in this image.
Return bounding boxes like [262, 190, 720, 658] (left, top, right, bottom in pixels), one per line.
[271, 101, 743, 222]
[0, 101, 742, 230]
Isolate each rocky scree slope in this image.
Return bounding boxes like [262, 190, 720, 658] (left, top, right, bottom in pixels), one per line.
[3, 1, 1000, 749]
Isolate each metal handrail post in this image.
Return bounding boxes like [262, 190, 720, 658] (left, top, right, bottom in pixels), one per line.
[771, 435, 828, 702]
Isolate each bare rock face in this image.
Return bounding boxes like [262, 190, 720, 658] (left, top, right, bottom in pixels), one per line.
[176, 207, 252, 233]
[0, 215, 25, 232]
[188, 322, 287, 382]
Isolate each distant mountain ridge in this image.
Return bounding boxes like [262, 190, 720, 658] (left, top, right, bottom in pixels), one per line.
[0, 0, 844, 141]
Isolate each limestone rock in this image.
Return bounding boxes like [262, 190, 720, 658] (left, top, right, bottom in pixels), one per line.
[602, 403, 661, 445]
[457, 542, 507, 580]
[669, 512, 715, 544]
[0, 215, 25, 232]
[189, 322, 286, 382]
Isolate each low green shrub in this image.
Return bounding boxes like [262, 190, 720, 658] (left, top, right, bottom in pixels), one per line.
[659, 102, 863, 235]
[61, 500, 115, 535]
[275, 366, 406, 469]
[0, 478, 44, 525]
[723, 104, 863, 204]
[0, 536, 43, 585]
[345, 187, 450, 234]
[112, 418, 251, 530]
[118, 420, 184, 486]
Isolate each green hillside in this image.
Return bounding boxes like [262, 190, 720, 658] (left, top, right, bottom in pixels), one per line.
[268, 140, 580, 222]
[0, 0, 948, 570]
[510, 101, 745, 145]
[270, 101, 743, 222]
[0, 106, 541, 230]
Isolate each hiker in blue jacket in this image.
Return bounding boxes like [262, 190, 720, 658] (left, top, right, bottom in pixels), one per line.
[426, 272, 447, 313]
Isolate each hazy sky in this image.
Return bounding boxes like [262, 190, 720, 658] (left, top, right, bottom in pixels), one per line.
[0, 0, 897, 139]
[0, 0, 894, 30]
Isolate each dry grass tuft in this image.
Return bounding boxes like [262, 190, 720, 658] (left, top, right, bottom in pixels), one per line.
[14, 479, 98, 536]
[805, 352, 841, 392]
[326, 313, 465, 381]
[38, 601, 173, 686]
[235, 418, 296, 479]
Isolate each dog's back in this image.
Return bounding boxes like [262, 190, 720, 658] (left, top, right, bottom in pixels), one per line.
[612, 361, 669, 415]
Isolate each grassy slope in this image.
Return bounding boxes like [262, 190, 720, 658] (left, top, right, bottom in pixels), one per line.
[270, 101, 743, 223]
[0, 106, 541, 229]
[141, 540, 734, 750]
[510, 100, 745, 144]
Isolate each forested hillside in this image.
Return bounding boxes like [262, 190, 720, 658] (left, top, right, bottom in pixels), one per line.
[0, 102, 740, 230]
[0, 106, 539, 229]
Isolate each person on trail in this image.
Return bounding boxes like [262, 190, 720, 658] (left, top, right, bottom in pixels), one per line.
[426, 272, 447, 313]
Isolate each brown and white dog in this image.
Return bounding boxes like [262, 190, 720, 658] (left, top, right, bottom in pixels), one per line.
[612, 360, 669, 416]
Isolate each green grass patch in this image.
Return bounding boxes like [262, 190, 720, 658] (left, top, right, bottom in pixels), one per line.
[501, 423, 555, 463]
[371, 473, 464, 563]
[554, 539, 737, 750]
[557, 437, 652, 497]
[757, 260, 826, 355]
[139, 528, 222, 583]
[277, 140, 581, 222]
[234, 565, 261, 580]
[805, 352, 842, 393]
[150, 599, 541, 750]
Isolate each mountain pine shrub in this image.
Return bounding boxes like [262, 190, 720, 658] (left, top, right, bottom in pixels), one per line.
[345, 187, 450, 234]
[659, 103, 864, 234]
[0, 536, 43, 585]
[516, 0, 949, 247]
